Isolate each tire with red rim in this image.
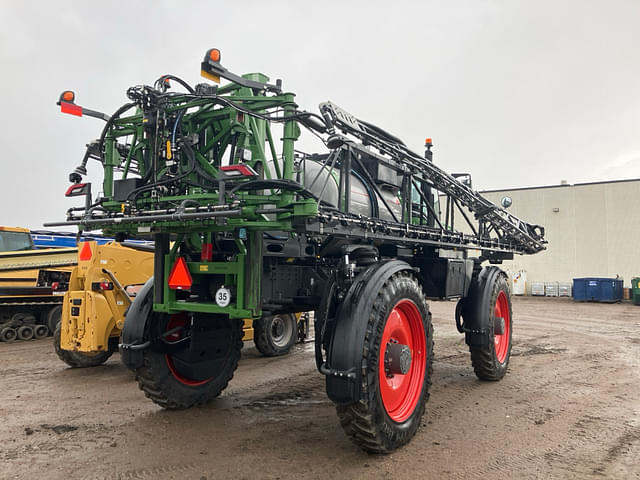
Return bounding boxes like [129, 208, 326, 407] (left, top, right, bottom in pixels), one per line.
[134, 312, 242, 410]
[469, 271, 513, 381]
[336, 272, 433, 453]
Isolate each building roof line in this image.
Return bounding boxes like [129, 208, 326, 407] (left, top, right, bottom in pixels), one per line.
[479, 177, 640, 194]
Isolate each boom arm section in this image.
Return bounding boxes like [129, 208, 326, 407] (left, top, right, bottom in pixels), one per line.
[48, 53, 544, 259]
[319, 102, 545, 255]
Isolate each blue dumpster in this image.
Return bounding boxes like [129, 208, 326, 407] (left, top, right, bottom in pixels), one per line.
[572, 278, 623, 303]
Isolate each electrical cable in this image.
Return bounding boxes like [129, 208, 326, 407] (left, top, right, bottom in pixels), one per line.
[228, 179, 316, 199]
[154, 75, 195, 94]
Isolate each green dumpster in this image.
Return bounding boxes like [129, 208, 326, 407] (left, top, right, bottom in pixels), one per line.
[632, 277, 640, 306]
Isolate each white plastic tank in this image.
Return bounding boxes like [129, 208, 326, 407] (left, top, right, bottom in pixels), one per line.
[558, 282, 572, 297]
[511, 270, 527, 295]
[531, 282, 545, 296]
[545, 282, 559, 297]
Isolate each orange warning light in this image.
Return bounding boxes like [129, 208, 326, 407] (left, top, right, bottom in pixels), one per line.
[62, 91, 75, 102]
[209, 49, 221, 62]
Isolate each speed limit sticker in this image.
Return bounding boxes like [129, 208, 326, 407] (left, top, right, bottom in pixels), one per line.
[215, 287, 231, 307]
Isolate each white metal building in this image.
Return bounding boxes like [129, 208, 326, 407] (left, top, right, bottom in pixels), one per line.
[474, 179, 640, 293]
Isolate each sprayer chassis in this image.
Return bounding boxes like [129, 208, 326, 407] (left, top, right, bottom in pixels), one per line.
[49, 51, 545, 453]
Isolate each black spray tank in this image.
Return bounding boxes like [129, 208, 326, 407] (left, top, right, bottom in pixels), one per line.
[302, 156, 402, 222]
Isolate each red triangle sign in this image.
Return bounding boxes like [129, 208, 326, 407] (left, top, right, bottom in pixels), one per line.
[79, 242, 92, 261]
[168, 257, 193, 290]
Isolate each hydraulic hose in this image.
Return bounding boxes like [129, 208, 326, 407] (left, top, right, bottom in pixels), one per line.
[351, 168, 379, 218]
[126, 137, 197, 201]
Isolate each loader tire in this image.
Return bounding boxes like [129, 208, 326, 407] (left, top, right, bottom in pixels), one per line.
[0, 327, 17, 343]
[134, 313, 243, 410]
[46, 306, 62, 336]
[253, 313, 297, 357]
[468, 271, 512, 381]
[54, 322, 113, 368]
[336, 271, 434, 453]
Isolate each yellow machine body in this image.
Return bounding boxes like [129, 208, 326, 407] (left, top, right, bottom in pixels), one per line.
[0, 225, 76, 297]
[60, 242, 153, 353]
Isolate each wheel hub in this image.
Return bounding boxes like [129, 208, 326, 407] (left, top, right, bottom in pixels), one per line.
[494, 316, 505, 335]
[378, 299, 427, 423]
[272, 318, 285, 338]
[384, 340, 412, 377]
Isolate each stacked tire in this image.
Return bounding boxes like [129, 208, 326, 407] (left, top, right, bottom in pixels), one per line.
[0, 306, 62, 343]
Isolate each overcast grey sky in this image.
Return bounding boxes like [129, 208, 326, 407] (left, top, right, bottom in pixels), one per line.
[1, 0, 638, 230]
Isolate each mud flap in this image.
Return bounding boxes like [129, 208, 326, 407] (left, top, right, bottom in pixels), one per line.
[461, 266, 505, 347]
[119, 276, 154, 370]
[324, 260, 413, 404]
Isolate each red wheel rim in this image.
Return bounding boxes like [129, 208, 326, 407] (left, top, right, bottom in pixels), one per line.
[164, 313, 211, 386]
[378, 299, 426, 423]
[494, 291, 511, 363]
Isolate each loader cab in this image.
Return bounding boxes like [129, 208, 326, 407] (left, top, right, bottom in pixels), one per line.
[0, 227, 34, 252]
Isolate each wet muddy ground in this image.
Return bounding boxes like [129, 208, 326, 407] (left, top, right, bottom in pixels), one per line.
[1, 297, 638, 479]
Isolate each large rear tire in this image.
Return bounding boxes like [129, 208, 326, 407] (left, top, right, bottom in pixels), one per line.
[54, 322, 113, 367]
[253, 313, 297, 357]
[336, 271, 434, 453]
[46, 306, 62, 336]
[468, 271, 513, 381]
[134, 313, 243, 410]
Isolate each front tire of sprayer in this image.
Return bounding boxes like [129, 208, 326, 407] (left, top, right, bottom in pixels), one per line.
[54, 322, 113, 367]
[468, 271, 512, 381]
[253, 313, 297, 357]
[134, 313, 243, 410]
[337, 272, 434, 453]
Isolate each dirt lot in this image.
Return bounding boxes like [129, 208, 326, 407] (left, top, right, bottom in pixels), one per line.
[1, 297, 638, 479]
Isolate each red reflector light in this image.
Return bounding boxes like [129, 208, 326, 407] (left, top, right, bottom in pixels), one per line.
[168, 257, 193, 290]
[220, 164, 258, 178]
[201, 243, 213, 262]
[79, 242, 92, 261]
[65, 183, 89, 197]
[60, 101, 83, 117]
[91, 282, 114, 291]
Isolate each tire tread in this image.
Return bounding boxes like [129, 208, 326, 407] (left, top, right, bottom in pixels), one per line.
[134, 319, 243, 410]
[336, 271, 434, 453]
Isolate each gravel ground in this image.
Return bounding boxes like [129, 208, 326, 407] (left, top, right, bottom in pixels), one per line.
[0, 296, 638, 479]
